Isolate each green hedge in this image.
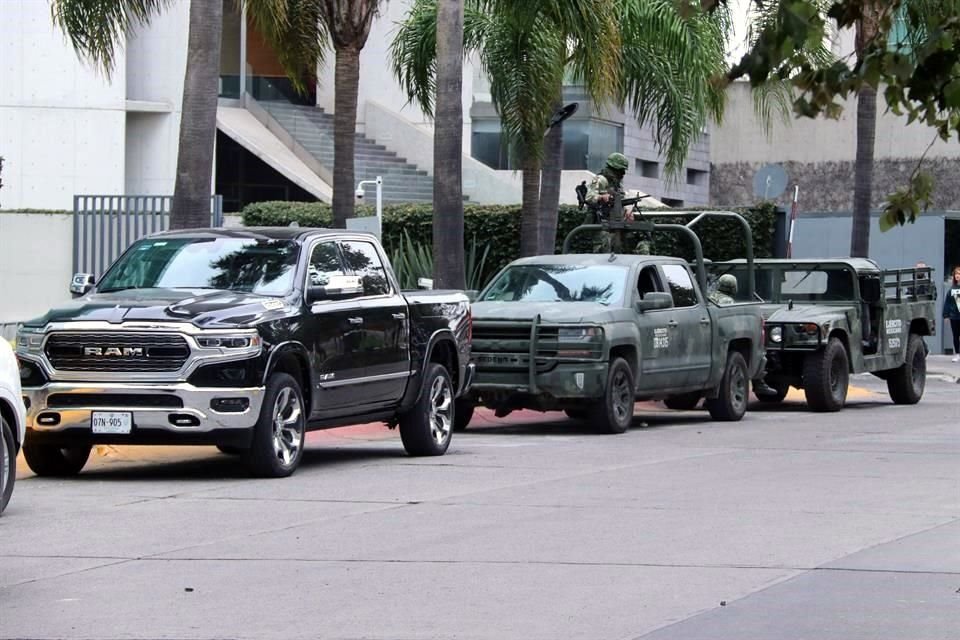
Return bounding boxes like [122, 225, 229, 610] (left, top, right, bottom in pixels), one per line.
[242, 201, 778, 284]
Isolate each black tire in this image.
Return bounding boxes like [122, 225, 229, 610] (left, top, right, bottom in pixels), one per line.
[22, 442, 91, 477]
[216, 445, 245, 455]
[707, 351, 749, 421]
[802, 337, 849, 412]
[754, 381, 789, 403]
[590, 357, 635, 434]
[1, 418, 15, 515]
[242, 373, 306, 478]
[453, 399, 475, 432]
[564, 408, 590, 421]
[663, 392, 702, 411]
[400, 363, 454, 456]
[886, 333, 926, 405]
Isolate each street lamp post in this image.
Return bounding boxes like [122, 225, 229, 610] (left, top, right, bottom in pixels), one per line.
[355, 176, 383, 237]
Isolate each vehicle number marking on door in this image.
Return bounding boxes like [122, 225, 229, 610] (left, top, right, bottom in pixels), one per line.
[653, 328, 670, 349]
[887, 337, 901, 350]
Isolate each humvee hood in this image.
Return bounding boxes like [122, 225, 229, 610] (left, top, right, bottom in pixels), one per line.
[762, 304, 847, 324]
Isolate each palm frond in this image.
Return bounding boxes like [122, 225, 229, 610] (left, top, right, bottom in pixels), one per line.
[51, 0, 173, 75]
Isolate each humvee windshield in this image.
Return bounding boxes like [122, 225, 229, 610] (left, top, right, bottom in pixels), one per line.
[712, 264, 856, 303]
[481, 264, 629, 305]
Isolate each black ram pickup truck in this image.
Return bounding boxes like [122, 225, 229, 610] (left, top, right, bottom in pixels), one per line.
[16, 228, 474, 478]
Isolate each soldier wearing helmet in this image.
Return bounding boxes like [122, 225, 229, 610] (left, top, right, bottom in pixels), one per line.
[709, 274, 738, 305]
[584, 153, 630, 225]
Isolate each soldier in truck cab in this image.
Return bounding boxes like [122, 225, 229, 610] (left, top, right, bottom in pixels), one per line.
[708, 274, 737, 305]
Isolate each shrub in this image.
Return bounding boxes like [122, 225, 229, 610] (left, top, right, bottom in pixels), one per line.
[242, 200, 779, 285]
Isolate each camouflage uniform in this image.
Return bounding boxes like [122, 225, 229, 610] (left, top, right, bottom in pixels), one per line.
[708, 274, 737, 305]
[583, 153, 629, 225]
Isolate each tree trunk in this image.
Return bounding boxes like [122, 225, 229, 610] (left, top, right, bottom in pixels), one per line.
[850, 3, 880, 257]
[432, 0, 465, 290]
[538, 98, 564, 254]
[520, 155, 542, 258]
[169, 0, 222, 230]
[332, 46, 361, 229]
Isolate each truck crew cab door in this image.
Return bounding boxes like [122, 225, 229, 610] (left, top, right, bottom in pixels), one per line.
[340, 239, 411, 406]
[658, 264, 712, 388]
[634, 264, 676, 391]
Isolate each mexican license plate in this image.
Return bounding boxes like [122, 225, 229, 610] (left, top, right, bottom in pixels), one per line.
[91, 412, 132, 434]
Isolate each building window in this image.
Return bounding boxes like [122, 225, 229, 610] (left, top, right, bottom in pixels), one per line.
[686, 168, 708, 186]
[637, 160, 659, 179]
[471, 118, 623, 171]
[661, 197, 684, 207]
[887, 5, 909, 52]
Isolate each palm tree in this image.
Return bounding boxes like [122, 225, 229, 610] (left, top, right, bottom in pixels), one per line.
[432, 0, 466, 289]
[394, 0, 620, 257]
[246, 0, 382, 229]
[850, 4, 881, 258]
[51, 0, 222, 230]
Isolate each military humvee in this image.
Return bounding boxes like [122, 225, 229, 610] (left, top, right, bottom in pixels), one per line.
[457, 211, 766, 433]
[710, 259, 937, 411]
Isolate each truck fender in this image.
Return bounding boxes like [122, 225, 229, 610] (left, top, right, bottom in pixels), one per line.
[401, 329, 461, 412]
[262, 341, 313, 391]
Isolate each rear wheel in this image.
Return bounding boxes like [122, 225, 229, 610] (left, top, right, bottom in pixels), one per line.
[754, 381, 789, 403]
[706, 351, 749, 421]
[1, 418, 15, 515]
[802, 338, 849, 412]
[453, 399, 475, 432]
[400, 363, 454, 456]
[22, 442, 91, 477]
[886, 333, 926, 405]
[663, 392, 701, 411]
[590, 358, 635, 434]
[242, 373, 306, 478]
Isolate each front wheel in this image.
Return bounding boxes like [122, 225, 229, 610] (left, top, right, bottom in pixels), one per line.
[802, 338, 849, 412]
[400, 363, 454, 456]
[590, 357, 635, 434]
[886, 333, 926, 405]
[706, 351, 749, 421]
[22, 442, 91, 477]
[242, 373, 306, 478]
[1, 418, 15, 515]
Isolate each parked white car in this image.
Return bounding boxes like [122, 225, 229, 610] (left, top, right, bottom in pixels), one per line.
[1, 339, 27, 515]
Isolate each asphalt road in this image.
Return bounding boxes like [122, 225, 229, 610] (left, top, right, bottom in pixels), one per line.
[2, 373, 958, 640]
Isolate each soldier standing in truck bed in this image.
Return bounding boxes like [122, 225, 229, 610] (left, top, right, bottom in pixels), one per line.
[584, 153, 630, 225]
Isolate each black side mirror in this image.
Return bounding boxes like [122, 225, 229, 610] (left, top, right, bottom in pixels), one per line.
[70, 273, 94, 297]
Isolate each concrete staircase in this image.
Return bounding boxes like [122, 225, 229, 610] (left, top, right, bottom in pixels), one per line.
[261, 101, 436, 204]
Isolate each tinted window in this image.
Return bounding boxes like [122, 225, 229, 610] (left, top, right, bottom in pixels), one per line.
[481, 264, 628, 305]
[661, 264, 699, 307]
[307, 242, 344, 286]
[342, 241, 391, 296]
[637, 265, 664, 299]
[98, 237, 299, 295]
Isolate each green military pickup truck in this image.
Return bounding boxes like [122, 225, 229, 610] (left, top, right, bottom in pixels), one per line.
[456, 213, 766, 433]
[709, 259, 937, 411]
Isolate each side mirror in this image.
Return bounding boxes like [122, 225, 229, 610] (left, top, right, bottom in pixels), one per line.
[306, 275, 364, 304]
[636, 292, 672, 312]
[70, 273, 95, 297]
[860, 278, 881, 304]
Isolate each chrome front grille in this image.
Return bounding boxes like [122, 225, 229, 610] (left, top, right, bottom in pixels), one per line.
[45, 332, 191, 372]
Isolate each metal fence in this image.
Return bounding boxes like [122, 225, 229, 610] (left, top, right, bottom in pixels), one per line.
[73, 195, 224, 277]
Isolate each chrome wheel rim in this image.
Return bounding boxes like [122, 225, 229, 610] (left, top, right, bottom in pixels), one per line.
[611, 369, 633, 424]
[272, 387, 303, 468]
[429, 375, 453, 445]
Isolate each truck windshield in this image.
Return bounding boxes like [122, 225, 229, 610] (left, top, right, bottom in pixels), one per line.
[481, 264, 628, 305]
[98, 237, 300, 295]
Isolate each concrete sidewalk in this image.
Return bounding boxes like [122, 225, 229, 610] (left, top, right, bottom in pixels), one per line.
[926, 354, 960, 383]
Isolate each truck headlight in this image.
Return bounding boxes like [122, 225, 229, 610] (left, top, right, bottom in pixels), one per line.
[197, 335, 260, 349]
[558, 326, 603, 339]
[15, 328, 44, 356]
[769, 326, 783, 344]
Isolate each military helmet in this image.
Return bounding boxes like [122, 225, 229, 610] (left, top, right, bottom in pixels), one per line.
[605, 153, 629, 172]
[717, 274, 738, 296]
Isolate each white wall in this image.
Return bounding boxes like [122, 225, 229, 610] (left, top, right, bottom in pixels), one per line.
[0, 213, 74, 324]
[711, 82, 960, 165]
[0, 0, 127, 210]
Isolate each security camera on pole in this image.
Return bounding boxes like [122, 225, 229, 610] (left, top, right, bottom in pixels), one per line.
[349, 176, 383, 238]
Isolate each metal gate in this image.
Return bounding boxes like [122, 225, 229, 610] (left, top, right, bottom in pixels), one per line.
[72, 195, 224, 276]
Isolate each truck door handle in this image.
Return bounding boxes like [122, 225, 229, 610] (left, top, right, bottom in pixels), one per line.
[700, 317, 710, 325]
[392, 313, 406, 320]
[667, 320, 679, 328]
[347, 317, 364, 326]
